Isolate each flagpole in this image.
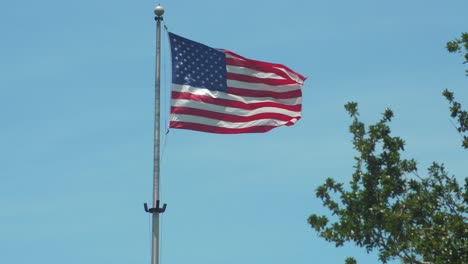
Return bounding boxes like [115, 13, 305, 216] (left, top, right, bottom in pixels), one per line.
[144, 5, 166, 264]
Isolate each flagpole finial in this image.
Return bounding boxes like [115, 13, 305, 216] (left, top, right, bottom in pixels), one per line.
[154, 5, 164, 17]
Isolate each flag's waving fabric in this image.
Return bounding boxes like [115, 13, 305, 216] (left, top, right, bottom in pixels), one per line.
[168, 32, 306, 134]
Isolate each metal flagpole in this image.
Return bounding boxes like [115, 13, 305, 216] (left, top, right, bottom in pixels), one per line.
[144, 5, 166, 264]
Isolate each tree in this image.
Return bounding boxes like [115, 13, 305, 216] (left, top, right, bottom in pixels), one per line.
[444, 32, 468, 149]
[442, 89, 468, 149]
[446, 32, 468, 76]
[308, 34, 468, 264]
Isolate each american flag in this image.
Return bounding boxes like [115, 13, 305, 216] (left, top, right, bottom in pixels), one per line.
[168, 32, 306, 134]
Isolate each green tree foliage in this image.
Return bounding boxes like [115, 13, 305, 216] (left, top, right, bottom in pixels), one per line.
[308, 34, 468, 263]
[308, 103, 468, 263]
[444, 32, 468, 149]
[442, 89, 468, 148]
[446, 32, 468, 76]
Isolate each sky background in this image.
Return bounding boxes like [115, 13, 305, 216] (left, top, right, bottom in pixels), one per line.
[1, 0, 467, 263]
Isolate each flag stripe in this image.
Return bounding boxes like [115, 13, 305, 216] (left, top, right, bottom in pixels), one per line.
[226, 72, 298, 86]
[169, 121, 276, 134]
[171, 107, 300, 123]
[170, 114, 298, 129]
[172, 91, 302, 112]
[172, 85, 302, 109]
[171, 99, 301, 117]
[227, 79, 301, 92]
[226, 58, 298, 82]
[227, 87, 302, 99]
[225, 51, 306, 82]
[226, 65, 286, 80]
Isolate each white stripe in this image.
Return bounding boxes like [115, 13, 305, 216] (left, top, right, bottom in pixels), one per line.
[171, 114, 298, 129]
[227, 80, 301, 92]
[172, 84, 302, 106]
[226, 65, 285, 80]
[273, 66, 304, 84]
[225, 53, 304, 84]
[171, 99, 301, 117]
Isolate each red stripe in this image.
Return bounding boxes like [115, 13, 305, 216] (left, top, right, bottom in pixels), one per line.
[226, 58, 296, 83]
[227, 87, 302, 99]
[171, 91, 302, 112]
[169, 121, 277, 134]
[224, 50, 307, 81]
[171, 106, 300, 123]
[226, 72, 297, 86]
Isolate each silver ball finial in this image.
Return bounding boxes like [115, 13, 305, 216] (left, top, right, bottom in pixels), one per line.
[154, 5, 164, 17]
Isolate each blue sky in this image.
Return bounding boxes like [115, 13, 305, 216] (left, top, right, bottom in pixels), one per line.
[1, 0, 467, 263]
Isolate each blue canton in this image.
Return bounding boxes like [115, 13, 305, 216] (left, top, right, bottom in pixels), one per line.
[169, 33, 227, 92]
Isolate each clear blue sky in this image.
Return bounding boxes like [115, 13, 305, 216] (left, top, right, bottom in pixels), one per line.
[1, 0, 467, 263]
